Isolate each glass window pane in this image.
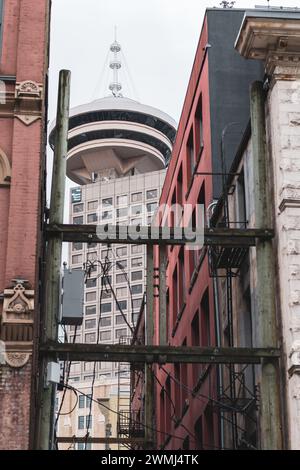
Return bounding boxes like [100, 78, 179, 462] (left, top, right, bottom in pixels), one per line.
[146, 189, 158, 199]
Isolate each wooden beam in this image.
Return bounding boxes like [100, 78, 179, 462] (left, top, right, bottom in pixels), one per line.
[40, 342, 280, 364]
[46, 224, 274, 247]
[56, 437, 147, 445]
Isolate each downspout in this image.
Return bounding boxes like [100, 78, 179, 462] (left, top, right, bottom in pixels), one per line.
[207, 201, 225, 450]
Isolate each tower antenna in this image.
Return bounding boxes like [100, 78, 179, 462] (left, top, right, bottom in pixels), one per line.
[109, 26, 122, 97]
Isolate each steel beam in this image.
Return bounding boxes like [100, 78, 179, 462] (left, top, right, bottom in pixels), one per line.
[40, 342, 279, 364]
[46, 224, 274, 247]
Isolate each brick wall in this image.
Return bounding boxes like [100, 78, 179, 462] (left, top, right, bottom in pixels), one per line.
[0, 0, 49, 450]
[0, 364, 32, 450]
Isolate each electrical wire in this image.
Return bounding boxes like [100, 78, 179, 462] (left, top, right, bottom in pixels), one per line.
[84, 258, 110, 450]
[54, 325, 78, 450]
[64, 384, 197, 445]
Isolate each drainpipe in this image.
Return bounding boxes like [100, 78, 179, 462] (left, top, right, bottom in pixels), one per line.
[207, 201, 225, 450]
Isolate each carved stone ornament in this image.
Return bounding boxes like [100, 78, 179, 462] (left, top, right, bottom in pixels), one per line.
[5, 352, 30, 369]
[15, 80, 42, 99]
[2, 283, 34, 326]
[0, 149, 11, 187]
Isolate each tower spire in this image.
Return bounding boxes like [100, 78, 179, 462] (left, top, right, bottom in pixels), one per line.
[109, 27, 122, 97]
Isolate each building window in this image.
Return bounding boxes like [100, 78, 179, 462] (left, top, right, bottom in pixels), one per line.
[132, 298, 142, 311]
[100, 331, 111, 341]
[116, 315, 126, 325]
[236, 169, 247, 228]
[132, 257, 143, 268]
[116, 260, 127, 270]
[178, 247, 186, 311]
[87, 251, 97, 262]
[187, 127, 195, 181]
[73, 242, 83, 251]
[101, 275, 112, 287]
[77, 443, 91, 450]
[86, 278, 97, 289]
[132, 284, 143, 295]
[88, 200, 98, 211]
[100, 303, 112, 314]
[79, 395, 85, 409]
[73, 203, 84, 213]
[102, 290, 112, 299]
[85, 319, 96, 329]
[191, 311, 201, 383]
[131, 192, 142, 203]
[116, 328, 127, 339]
[86, 416, 92, 429]
[117, 207, 128, 218]
[117, 195, 127, 206]
[131, 271, 143, 282]
[86, 292, 96, 302]
[147, 202, 158, 213]
[102, 197, 113, 207]
[101, 249, 112, 260]
[78, 416, 85, 430]
[101, 211, 112, 221]
[85, 333, 96, 343]
[131, 245, 143, 254]
[131, 218, 142, 227]
[87, 213, 98, 223]
[194, 417, 203, 450]
[116, 287, 127, 298]
[71, 188, 82, 204]
[146, 189, 157, 199]
[85, 305, 96, 316]
[116, 273, 127, 284]
[73, 216, 84, 225]
[131, 205, 143, 216]
[100, 317, 111, 327]
[116, 247, 127, 257]
[72, 254, 82, 264]
[201, 290, 210, 347]
[87, 242, 97, 249]
[196, 94, 204, 151]
[116, 300, 127, 311]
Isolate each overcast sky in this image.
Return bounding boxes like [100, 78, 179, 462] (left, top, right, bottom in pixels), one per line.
[47, 0, 300, 228]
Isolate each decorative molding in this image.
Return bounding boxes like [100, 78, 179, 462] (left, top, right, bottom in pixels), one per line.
[5, 352, 30, 369]
[0, 80, 44, 125]
[15, 80, 43, 99]
[279, 199, 300, 213]
[2, 282, 34, 326]
[1, 281, 34, 362]
[289, 341, 300, 377]
[0, 148, 11, 187]
[235, 16, 300, 78]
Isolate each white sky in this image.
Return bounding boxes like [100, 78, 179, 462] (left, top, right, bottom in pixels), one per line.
[47, 0, 300, 231]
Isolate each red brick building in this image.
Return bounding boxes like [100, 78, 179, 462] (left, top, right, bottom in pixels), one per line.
[0, 0, 50, 450]
[131, 8, 264, 450]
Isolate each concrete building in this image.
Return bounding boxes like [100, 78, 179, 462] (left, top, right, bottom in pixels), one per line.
[0, 0, 50, 450]
[52, 38, 176, 448]
[211, 8, 300, 450]
[131, 7, 265, 451]
[56, 378, 123, 451]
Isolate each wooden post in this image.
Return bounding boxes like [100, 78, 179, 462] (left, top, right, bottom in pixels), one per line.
[36, 70, 71, 450]
[250, 81, 282, 450]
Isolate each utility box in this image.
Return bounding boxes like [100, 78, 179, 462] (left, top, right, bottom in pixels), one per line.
[61, 268, 84, 326]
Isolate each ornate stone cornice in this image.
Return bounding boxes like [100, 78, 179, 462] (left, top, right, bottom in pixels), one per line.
[0, 80, 43, 125]
[235, 14, 300, 77]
